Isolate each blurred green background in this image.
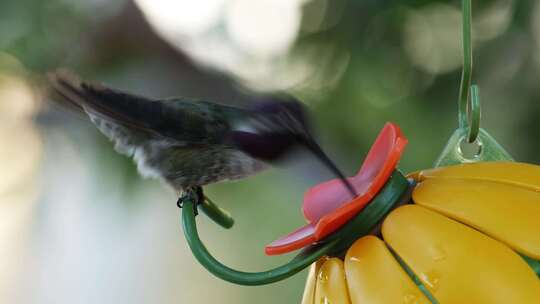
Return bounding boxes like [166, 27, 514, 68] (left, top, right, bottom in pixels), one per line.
[1, 0, 539, 303]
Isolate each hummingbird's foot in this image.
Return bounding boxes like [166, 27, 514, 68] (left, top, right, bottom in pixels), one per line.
[176, 186, 204, 216]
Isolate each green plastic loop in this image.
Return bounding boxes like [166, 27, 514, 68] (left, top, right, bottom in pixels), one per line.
[457, 0, 481, 144]
[181, 170, 410, 285]
[464, 85, 481, 143]
[436, 0, 512, 167]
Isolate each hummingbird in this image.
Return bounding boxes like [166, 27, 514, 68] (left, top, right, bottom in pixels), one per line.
[47, 70, 356, 208]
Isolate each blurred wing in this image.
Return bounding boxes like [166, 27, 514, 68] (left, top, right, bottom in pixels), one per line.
[48, 71, 153, 156]
[47, 70, 235, 146]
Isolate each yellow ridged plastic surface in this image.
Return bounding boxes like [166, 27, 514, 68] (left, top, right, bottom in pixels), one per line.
[413, 178, 540, 259]
[344, 236, 430, 304]
[382, 205, 540, 304]
[414, 161, 540, 192]
[301, 258, 326, 304]
[313, 258, 351, 304]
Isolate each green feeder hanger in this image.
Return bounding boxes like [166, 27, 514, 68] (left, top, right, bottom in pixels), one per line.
[434, 0, 513, 167]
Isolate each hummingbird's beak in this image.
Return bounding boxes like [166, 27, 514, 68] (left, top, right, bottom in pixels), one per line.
[301, 137, 358, 199]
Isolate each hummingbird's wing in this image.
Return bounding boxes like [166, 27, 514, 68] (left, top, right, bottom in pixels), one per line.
[47, 70, 263, 189]
[47, 70, 238, 145]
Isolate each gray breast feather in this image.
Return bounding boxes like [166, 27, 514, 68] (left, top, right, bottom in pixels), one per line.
[88, 112, 149, 156]
[134, 143, 267, 190]
[88, 112, 266, 189]
[142, 144, 266, 189]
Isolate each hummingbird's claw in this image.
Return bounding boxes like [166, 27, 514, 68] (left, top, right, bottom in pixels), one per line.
[177, 186, 204, 216]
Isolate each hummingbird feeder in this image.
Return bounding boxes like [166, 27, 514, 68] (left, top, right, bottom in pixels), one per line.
[178, 0, 540, 302]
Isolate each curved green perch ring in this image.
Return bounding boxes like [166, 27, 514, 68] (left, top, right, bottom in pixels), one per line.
[199, 196, 235, 229]
[181, 170, 410, 286]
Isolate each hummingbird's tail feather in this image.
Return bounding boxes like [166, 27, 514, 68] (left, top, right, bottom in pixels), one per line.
[47, 70, 108, 115]
[47, 70, 160, 135]
[45, 70, 89, 119]
[47, 70, 242, 145]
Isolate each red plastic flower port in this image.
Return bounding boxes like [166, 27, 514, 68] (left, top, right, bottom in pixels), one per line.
[265, 123, 408, 255]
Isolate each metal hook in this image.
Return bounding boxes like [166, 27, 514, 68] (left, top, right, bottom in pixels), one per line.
[457, 0, 481, 143]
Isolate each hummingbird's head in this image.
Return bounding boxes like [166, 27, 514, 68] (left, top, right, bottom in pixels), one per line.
[229, 95, 358, 198]
[229, 95, 311, 162]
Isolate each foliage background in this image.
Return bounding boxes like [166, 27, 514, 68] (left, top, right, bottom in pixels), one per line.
[1, 0, 539, 303]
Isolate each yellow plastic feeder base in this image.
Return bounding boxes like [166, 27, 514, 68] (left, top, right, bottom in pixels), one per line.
[302, 162, 540, 304]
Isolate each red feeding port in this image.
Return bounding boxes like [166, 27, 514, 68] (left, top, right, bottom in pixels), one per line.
[265, 123, 407, 255]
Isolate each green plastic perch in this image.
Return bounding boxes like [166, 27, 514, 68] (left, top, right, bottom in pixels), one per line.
[180, 171, 410, 286]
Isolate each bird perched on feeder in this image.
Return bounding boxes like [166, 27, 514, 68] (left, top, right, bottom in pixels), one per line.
[47, 70, 356, 208]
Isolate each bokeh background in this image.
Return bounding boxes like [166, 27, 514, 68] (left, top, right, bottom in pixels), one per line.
[1, 0, 539, 303]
